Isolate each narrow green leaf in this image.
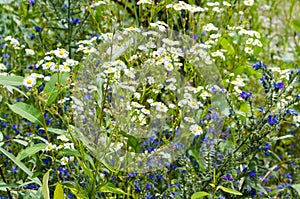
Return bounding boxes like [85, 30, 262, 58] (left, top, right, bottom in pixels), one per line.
[7, 102, 43, 125]
[47, 128, 68, 135]
[98, 182, 128, 195]
[68, 187, 89, 199]
[17, 143, 47, 161]
[218, 186, 243, 196]
[0, 147, 33, 177]
[4, 85, 28, 98]
[191, 191, 210, 199]
[0, 75, 24, 86]
[54, 183, 64, 199]
[42, 169, 51, 199]
[292, 184, 300, 196]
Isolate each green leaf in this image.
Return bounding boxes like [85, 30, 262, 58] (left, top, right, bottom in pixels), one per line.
[58, 149, 80, 157]
[47, 128, 68, 135]
[42, 169, 51, 199]
[292, 20, 300, 32]
[54, 183, 64, 199]
[68, 187, 89, 199]
[0, 147, 33, 176]
[7, 102, 43, 125]
[98, 182, 128, 195]
[17, 143, 47, 161]
[217, 186, 242, 196]
[188, 149, 205, 172]
[0, 75, 24, 86]
[43, 73, 69, 105]
[220, 38, 235, 55]
[191, 191, 210, 199]
[292, 184, 300, 196]
[4, 85, 28, 98]
[240, 103, 250, 117]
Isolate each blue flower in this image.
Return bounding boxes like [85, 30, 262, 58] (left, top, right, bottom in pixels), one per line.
[252, 61, 266, 70]
[72, 18, 80, 25]
[249, 170, 256, 178]
[29, 33, 35, 39]
[34, 26, 42, 32]
[28, 0, 35, 5]
[268, 115, 279, 126]
[273, 82, 284, 90]
[240, 91, 252, 100]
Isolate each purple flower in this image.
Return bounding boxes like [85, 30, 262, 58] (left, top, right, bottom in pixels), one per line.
[273, 82, 284, 90]
[34, 26, 42, 32]
[268, 115, 279, 126]
[240, 91, 252, 100]
[28, 0, 35, 5]
[252, 61, 266, 70]
[29, 33, 35, 39]
[72, 18, 80, 25]
[249, 170, 256, 178]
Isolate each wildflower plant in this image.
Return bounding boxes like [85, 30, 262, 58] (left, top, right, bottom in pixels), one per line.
[0, 0, 300, 199]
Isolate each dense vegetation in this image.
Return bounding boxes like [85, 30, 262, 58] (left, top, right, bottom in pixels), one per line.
[0, 0, 300, 198]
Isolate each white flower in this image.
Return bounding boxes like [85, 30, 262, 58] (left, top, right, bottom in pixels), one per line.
[164, 62, 174, 71]
[53, 48, 69, 59]
[244, 47, 254, 54]
[23, 76, 36, 88]
[244, 0, 254, 6]
[137, 0, 152, 5]
[223, 1, 231, 6]
[42, 62, 55, 70]
[60, 157, 69, 165]
[31, 73, 44, 79]
[184, 117, 195, 123]
[59, 65, 71, 72]
[44, 76, 51, 81]
[45, 143, 57, 151]
[0, 63, 7, 70]
[293, 115, 300, 123]
[104, 67, 117, 74]
[64, 142, 74, 149]
[252, 39, 263, 47]
[63, 59, 79, 66]
[141, 108, 150, 115]
[57, 134, 69, 142]
[203, 23, 218, 31]
[156, 103, 168, 113]
[246, 38, 253, 45]
[25, 49, 35, 56]
[190, 124, 203, 135]
[231, 77, 246, 87]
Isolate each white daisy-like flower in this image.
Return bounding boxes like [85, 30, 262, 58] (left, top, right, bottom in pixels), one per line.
[23, 75, 36, 88]
[244, 47, 254, 54]
[293, 115, 300, 123]
[190, 124, 203, 135]
[131, 102, 145, 108]
[57, 134, 70, 142]
[244, 0, 254, 6]
[156, 103, 168, 113]
[0, 63, 7, 70]
[53, 48, 69, 59]
[63, 59, 79, 66]
[60, 157, 69, 165]
[42, 62, 55, 70]
[137, 0, 152, 5]
[164, 62, 174, 71]
[31, 73, 44, 79]
[231, 77, 246, 87]
[141, 108, 150, 115]
[246, 38, 254, 45]
[184, 117, 195, 123]
[104, 67, 117, 74]
[25, 49, 35, 56]
[203, 23, 218, 31]
[64, 142, 74, 149]
[188, 100, 199, 109]
[59, 65, 71, 72]
[223, 1, 231, 6]
[45, 143, 57, 151]
[252, 39, 263, 47]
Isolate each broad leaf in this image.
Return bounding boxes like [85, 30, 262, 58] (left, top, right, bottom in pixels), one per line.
[54, 183, 64, 199]
[191, 191, 210, 199]
[292, 184, 300, 196]
[42, 169, 51, 199]
[17, 143, 47, 161]
[0, 75, 24, 86]
[98, 182, 128, 195]
[7, 102, 43, 125]
[218, 186, 242, 196]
